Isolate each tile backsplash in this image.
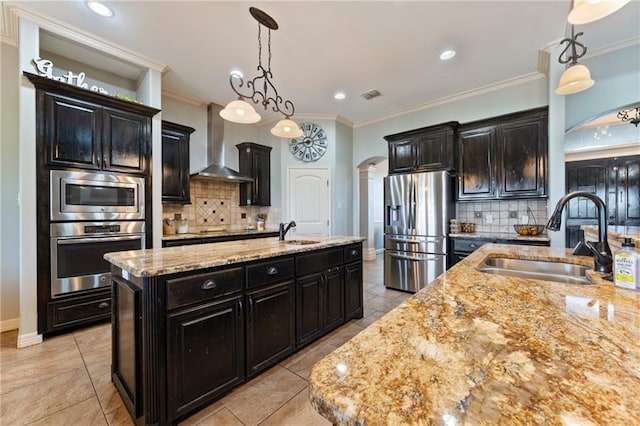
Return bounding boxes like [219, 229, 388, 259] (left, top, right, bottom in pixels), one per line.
[163, 180, 281, 233]
[456, 199, 548, 234]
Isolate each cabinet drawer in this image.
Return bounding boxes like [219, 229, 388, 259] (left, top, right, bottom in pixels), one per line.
[247, 257, 294, 289]
[167, 267, 243, 310]
[343, 243, 362, 263]
[296, 248, 343, 276]
[47, 291, 111, 331]
[451, 238, 490, 254]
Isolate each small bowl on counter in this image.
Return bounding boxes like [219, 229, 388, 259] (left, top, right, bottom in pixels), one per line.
[513, 224, 545, 236]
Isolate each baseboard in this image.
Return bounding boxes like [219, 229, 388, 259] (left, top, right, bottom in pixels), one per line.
[363, 247, 377, 261]
[0, 317, 19, 333]
[17, 331, 43, 348]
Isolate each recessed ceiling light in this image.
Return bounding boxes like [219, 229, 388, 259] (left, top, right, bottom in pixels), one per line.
[334, 92, 346, 100]
[86, 1, 113, 17]
[439, 49, 456, 61]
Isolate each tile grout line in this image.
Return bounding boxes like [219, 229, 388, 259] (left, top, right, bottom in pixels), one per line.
[255, 385, 310, 426]
[74, 332, 111, 425]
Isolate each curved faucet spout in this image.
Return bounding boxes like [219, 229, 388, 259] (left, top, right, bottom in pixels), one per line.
[278, 221, 297, 241]
[546, 191, 612, 273]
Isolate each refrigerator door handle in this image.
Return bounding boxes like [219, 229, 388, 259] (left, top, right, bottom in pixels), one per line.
[408, 178, 415, 230]
[388, 236, 443, 244]
[388, 252, 441, 262]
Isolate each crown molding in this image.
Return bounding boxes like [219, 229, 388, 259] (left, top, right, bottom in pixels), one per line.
[1, 3, 18, 46]
[354, 72, 546, 128]
[257, 112, 353, 128]
[585, 36, 640, 59]
[161, 88, 206, 107]
[4, 4, 167, 73]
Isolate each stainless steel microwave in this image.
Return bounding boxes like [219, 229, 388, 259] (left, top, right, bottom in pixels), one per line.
[50, 169, 145, 221]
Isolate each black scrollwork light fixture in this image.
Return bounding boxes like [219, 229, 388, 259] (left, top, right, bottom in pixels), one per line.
[219, 7, 303, 138]
[617, 107, 640, 127]
[555, 25, 594, 95]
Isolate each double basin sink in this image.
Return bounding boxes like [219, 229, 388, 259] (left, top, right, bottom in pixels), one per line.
[477, 257, 591, 285]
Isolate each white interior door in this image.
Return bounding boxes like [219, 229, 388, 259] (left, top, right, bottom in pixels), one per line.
[287, 168, 331, 235]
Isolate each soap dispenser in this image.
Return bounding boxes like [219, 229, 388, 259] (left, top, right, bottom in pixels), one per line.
[613, 238, 639, 289]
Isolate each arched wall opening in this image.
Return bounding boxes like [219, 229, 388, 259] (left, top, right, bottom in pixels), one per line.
[357, 157, 388, 261]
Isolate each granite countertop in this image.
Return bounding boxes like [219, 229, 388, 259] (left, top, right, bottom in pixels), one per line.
[162, 228, 279, 241]
[105, 235, 365, 277]
[582, 225, 640, 249]
[309, 243, 640, 424]
[449, 231, 550, 243]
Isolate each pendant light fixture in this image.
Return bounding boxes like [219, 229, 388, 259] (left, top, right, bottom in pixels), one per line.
[220, 7, 303, 138]
[555, 26, 594, 95]
[568, 0, 630, 25]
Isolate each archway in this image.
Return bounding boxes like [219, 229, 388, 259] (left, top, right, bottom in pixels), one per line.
[357, 157, 388, 261]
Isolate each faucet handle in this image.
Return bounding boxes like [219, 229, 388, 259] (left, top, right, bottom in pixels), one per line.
[584, 241, 613, 273]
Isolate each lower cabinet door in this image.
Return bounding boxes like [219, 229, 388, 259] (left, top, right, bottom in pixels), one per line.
[167, 295, 244, 421]
[296, 273, 324, 347]
[324, 267, 345, 332]
[345, 262, 363, 320]
[246, 281, 295, 377]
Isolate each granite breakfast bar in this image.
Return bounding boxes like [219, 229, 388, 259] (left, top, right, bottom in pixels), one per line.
[309, 243, 640, 424]
[104, 235, 364, 425]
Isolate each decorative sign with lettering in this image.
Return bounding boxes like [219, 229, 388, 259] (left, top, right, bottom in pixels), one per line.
[32, 57, 110, 94]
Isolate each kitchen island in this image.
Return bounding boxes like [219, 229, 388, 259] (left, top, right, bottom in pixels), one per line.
[309, 243, 640, 424]
[104, 235, 364, 425]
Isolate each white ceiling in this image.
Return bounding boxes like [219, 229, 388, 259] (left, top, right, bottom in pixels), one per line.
[5, 1, 640, 125]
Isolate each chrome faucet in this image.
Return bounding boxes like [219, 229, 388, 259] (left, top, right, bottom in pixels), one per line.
[546, 191, 613, 273]
[278, 221, 296, 241]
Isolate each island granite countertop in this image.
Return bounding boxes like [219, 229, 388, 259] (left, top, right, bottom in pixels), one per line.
[105, 235, 365, 277]
[309, 243, 640, 424]
[162, 227, 279, 241]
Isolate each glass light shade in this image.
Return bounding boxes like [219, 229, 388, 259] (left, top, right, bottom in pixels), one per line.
[219, 100, 261, 124]
[555, 63, 595, 95]
[568, 0, 630, 25]
[271, 119, 303, 138]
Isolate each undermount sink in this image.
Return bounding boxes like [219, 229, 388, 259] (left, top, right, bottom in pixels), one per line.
[477, 257, 591, 285]
[283, 239, 320, 245]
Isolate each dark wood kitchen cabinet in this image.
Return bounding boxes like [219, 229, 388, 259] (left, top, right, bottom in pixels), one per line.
[162, 121, 195, 204]
[109, 241, 363, 425]
[245, 257, 295, 377]
[385, 122, 458, 174]
[344, 244, 364, 320]
[237, 142, 271, 206]
[565, 155, 640, 247]
[295, 248, 345, 347]
[25, 72, 160, 336]
[457, 107, 547, 200]
[43, 92, 152, 174]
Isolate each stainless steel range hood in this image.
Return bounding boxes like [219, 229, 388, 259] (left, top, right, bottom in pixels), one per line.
[190, 103, 253, 182]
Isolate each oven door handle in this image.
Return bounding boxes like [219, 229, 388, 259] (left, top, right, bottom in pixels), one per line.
[56, 235, 142, 245]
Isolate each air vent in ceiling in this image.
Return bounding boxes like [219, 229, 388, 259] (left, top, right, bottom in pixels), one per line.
[361, 89, 381, 100]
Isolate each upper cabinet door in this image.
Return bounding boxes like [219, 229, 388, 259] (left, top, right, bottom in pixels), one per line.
[457, 126, 496, 200]
[162, 121, 194, 204]
[388, 139, 416, 174]
[45, 93, 102, 170]
[415, 128, 455, 172]
[237, 142, 272, 206]
[496, 112, 547, 199]
[103, 108, 149, 174]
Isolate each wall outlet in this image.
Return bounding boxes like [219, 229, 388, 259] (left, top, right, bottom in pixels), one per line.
[509, 211, 517, 218]
[485, 213, 493, 224]
[474, 211, 482, 218]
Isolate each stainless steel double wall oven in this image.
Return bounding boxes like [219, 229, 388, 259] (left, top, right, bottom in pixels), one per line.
[49, 170, 145, 297]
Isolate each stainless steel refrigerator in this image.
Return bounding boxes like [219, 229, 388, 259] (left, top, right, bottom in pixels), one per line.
[384, 171, 453, 292]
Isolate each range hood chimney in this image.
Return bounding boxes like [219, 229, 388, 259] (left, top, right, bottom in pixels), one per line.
[190, 103, 253, 182]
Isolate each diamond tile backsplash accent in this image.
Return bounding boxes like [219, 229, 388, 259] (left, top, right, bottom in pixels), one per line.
[456, 199, 548, 234]
[195, 198, 231, 225]
[163, 180, 282, 233]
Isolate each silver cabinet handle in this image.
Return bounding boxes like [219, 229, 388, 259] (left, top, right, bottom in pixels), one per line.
[200, 280, 217, 290]
[98, 302, 109, 309]
[267, 266, 278, 275]
[350, 249, 358, 256]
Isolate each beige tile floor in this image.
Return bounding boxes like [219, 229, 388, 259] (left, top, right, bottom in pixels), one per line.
[0, 255, 411, 425]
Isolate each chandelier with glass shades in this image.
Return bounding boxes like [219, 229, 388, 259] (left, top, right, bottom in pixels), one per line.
[555, 0, 630, 96]
[219, 7, 303, 139]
